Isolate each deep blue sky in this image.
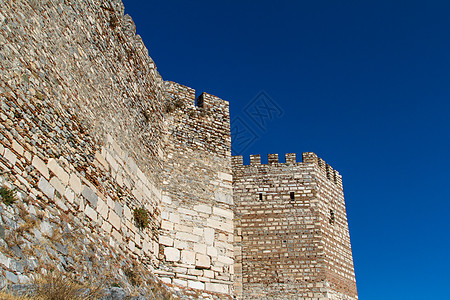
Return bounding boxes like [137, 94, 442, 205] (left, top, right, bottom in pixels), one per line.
[123, 1, 450, 299]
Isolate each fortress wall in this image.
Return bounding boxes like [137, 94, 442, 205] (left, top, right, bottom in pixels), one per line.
[303, 153, 358, 299]
[157, 81, 234, 294]
[0, 0, 165, 271]
[232, 153, 357, 299]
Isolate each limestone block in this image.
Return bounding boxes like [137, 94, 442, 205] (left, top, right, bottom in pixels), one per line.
[164, 247, 180, 262]
[193, 227, 204, 236]
[64, 187, 75, 204]
[194, 243, 207, 255]
[188, 280, 204, 290]
[207, 246, 218, 257]
[38, 177, 54, 199]
[69, 173, 82, 194]
[97, 197, 109, 219]
[204, 228, 215, 245]
[47, 158, 69, 185]
[161, 220, 173, 231]
[81, 186, 98, 207]
[218, 171, 232, 182]
[181, 250, 195, 265]
[176, 231, 200, 242]
[188, 269, 203, 276]
[114, 201, 123, 217]
[173, 278, 187, 287]
[160, 277, 171, 284]
[108, 210, 121, 230]
[49, 176, 65, 197]
[218, 255, 233, 265]
[85, 204, 98, 222]
[195, 254, 211, 269]
[203, 269, 214, 279]
[3, 148, 16, 166]
[206, 282, 229, 294]
[194, 204, 211, 214]
[206, 219, 233, 233]
[101, 220, 112, 234]
[169, 213, 180, 223]
[174, 239, 188, 250]
[124, 205, 132, 220]
[213, 207, 233, 219]
[159, 236, 174, 246]
[11, 140, 24, 156]
[215, 191, 233, 205]
[32, 156, 49, 179]
[94, 150, 109, 170]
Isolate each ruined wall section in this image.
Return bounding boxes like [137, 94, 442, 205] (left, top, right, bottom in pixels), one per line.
[233, 153, 357, 300]
[157, 81, 234, 294]
[0, 0, 165, 268]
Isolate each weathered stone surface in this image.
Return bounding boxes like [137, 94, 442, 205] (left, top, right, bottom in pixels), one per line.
[195, 254, 211, 269]
[164, 247, 180, 262]
[81, 186, 98, 208]
[38, 177, 54, 200]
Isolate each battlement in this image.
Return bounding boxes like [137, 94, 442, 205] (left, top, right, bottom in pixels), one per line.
[232, 152, 342, 186]
[164, 81, 229, 114]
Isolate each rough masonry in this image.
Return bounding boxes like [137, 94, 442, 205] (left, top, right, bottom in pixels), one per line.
[0, 0, 357, 299]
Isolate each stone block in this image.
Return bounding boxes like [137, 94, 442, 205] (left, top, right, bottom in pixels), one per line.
[64, 187, 75, 203]
[161, 220, 173, 231]
[49, 176, 65, 197]
[32, 156, 49, 179]
[207, 246, 218, 257]
[195, 254, 211, 269]
[204, 228, 215, 245]
[164, 247, 180, 262]
[203, 269, 214, 278]
[181, 250, 195, 265]
[173, 278, 187, 287]
[81, 186, 98, 207]
[47, 158, 69, 185]
[206, 282, 229, 294]
[11, 140, 24, 156]
[213, 207, 233, 219]
[38, 177, 54, 199]
[85, 204, 98, 222]
[159, 236, 173, 246]
[218, 255, 233, 265]
[97, 197, 109, 219]
[194, 204, 211, 214]
[207, 219, 233, 233]
[3, 148, 16, 166]
[194, 243, 207, 255]
[188, 280, 204, 290]
[108, 210, 121, 230]
[215, 191, 233, 205]
[124, 205, 132, 220]
[69, 173, 82, 194]
[176, 231, 200, 242]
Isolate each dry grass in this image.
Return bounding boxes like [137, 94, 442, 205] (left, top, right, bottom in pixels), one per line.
[0, 271, 105, 300]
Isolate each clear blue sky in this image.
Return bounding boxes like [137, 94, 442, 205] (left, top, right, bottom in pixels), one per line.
[123, 1, 450, 299]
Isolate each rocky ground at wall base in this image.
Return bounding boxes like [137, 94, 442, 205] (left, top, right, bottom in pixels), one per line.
[0, 177, 229, 300]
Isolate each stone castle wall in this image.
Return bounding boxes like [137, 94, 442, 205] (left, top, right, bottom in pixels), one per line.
[0, 0, 357, 299]
[0, 0, 165, 273]
[157, 81, 234, 294]
[232, 153, 357, 299]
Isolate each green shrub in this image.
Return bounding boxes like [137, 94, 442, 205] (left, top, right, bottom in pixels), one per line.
[133, 207, 150, 230]
[0, 187, 16, 206]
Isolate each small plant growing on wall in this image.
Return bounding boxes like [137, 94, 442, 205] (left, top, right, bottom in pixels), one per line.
[0, 187, 16, 206]
[133, 207, 150, 230]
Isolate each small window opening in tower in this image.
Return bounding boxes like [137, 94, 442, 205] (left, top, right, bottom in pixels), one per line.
[329, 209, 335, 224]
[290, 192, 295, 201]
[259, 193, 263, 201]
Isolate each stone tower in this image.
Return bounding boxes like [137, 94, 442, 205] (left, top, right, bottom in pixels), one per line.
[232, 153, 357, 299]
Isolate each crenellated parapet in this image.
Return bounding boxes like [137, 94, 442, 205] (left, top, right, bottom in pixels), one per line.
[232, 152, 342, 187]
